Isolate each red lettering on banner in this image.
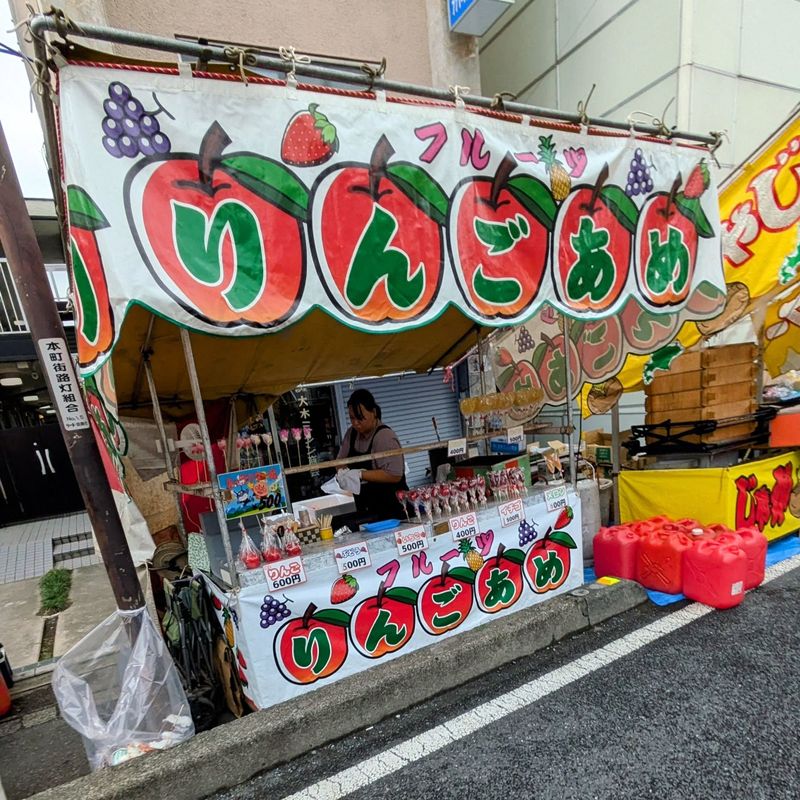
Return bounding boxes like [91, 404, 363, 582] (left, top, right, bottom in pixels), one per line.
[734, 463, 794, 531]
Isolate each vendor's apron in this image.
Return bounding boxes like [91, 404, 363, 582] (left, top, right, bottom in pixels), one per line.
[347, 425, 408, 520]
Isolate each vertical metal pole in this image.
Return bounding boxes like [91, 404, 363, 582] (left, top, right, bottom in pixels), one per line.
[562, 316, 576, 487]
[611, 402, 621, 524]
[267, 403, 293, 513]
[180, 328, 238, 588]
[143, 357, 187, 546]
[0, 122, 143, 610]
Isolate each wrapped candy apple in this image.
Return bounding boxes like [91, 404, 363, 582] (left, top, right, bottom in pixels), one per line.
[396, 489, 409, 521]
[283, 526, 303, 557]
[260, 521, 283, 563]
[237, 522, 262, 570]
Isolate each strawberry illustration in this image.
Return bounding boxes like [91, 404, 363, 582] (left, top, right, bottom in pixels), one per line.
[281, 103, 339, 166]
[683, 159, 710, 198]
[554, 505, 574, 529]
[330, 574, 359, 604]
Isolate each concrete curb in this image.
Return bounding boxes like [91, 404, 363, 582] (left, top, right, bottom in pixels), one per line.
[29, 579, 647, 800]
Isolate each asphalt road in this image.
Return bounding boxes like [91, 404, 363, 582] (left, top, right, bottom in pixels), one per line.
[213, 557, 800, 800]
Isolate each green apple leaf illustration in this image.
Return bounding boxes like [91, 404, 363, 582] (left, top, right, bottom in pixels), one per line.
[599, 185, 638, 234]
[314, 608, 352, 627]
[386, 586, 419, 605]
[506, 175, 557, 230]
[220, 154, 309, 220]
[548, 530, 577, 549]
[68, 185, 109, 231]
[385, 162, 448, 226]
[674, 194, 714, 239]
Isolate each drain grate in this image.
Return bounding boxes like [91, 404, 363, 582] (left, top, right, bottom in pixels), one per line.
[38, 616, 58, 662]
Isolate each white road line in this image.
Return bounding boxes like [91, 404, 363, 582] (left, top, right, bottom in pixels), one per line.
[281, 552, 800, 800]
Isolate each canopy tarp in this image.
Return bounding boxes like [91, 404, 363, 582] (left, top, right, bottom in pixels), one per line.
[56, 64, 725, 409]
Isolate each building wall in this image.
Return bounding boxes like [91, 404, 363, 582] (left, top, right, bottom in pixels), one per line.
[480, 0, 800, 175]
[10, 0, 480, 90]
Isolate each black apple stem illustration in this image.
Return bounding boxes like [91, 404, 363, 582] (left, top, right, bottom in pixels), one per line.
[302, 602, 317, 629]
[198, 121, 232, 188]
[440, 561, 450, 584]
[376, 579, 387, 608]
[486, 152, 517, 209]
[583, 163, 609, 214]
[369, 135, 395, 199]
[496, 542, 506, 564]
[663, 173, 682, 219]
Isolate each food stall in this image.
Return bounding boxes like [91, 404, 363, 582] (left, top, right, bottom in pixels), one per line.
[52, 40, 725, 709]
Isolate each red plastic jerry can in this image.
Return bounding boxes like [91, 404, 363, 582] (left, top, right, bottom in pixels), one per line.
[0, 673, 11, 718]
[594, 526, 641, 581]
[682, 541, 747, 609]
[734, 527, 768, 589]
[636, 530, 692, 594]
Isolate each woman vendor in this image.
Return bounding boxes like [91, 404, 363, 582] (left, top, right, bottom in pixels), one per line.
[337, 389, 408, 520]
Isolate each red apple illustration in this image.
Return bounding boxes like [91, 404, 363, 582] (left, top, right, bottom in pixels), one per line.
[350, 581, 417, 658]
[448, 153, 556, 318]
[474, 543, 525, 614]
[309, 135, 447, 323]
[532, 332, 580, 403]
[524, 528, 577, 594]
[620, 297, 680, 352]
[552, 164, 637, 312]
[577, 316, 624, 380]
[128, 121, 307, 327]
[417, 563, 475, 636]
[67, 186, 115, 368]
[634, 174, 714, 307]
[273, 603, 350, 685]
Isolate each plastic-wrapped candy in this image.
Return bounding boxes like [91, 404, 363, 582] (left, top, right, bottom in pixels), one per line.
[420, 488, 433, 524]
[237, 523, 262, 570]
[438, 482, 452, 518]
[407, 489, 421, 521]
[283, 526, 303, 557]
[396, 489, 409, 521]
[260, 521, 283, 563]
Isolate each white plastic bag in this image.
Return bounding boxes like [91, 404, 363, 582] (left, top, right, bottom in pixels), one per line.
[52, 606, 194, 770]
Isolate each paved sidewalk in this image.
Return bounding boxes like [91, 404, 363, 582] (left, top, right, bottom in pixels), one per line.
[0, 513, 99, 585]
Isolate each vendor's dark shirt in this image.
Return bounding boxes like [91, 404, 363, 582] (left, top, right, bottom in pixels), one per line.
[337, 426, 404, 477]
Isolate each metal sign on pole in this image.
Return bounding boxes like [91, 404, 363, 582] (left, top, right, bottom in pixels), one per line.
[0, 122, 144, 611]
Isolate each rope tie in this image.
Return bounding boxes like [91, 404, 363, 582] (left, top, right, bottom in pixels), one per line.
[278, 45, 311, 87]
[360, 57, 386, 91]
[223, 46, 256, 85]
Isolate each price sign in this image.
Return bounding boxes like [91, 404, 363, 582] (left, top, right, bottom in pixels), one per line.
[449, 511, 479, 542]
[545, 484, 568, 512]
[506, 425, 525, 449]
[263, 556, 307, 592]
[499, 498, 524, 528]
[395, 525, 429, 556]
[447, 438, 468, 457]
[333, 541, 372, 574]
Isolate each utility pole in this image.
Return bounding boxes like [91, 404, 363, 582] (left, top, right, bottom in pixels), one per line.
[0, 122, 144, 611]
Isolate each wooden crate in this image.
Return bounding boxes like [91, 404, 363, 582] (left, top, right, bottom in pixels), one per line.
[646, 398, 756, 425]
[702, 382, 754, 404]
[645, 390, 702, 413]
[701, 343, 758, 368]
[646, 361, 758, 395]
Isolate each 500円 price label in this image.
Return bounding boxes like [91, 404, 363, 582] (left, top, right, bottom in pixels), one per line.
[333, 541, 371, 574]
[395, 525, 429, 556]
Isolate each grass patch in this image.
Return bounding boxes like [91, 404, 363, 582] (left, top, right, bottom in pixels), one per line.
[39, 568, 72, 616]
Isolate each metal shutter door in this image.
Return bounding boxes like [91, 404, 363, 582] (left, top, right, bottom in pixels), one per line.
[335, 372, 463, 487]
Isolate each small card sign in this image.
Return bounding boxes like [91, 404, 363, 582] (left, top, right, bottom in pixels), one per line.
[37, 338, 89, 431]
[263, 556, 307, 592]
[395, 525, 429, 556]
[506, 425, 525, 449]
[333, 541, 372, 574]
[544, 484, 568, 512]
[499, 498, 524, 528]
[449, 511, 479, 542]
[447, 438, 468, 457]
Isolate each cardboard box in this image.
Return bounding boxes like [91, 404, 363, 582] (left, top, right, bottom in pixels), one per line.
[454, 453, 532, 486]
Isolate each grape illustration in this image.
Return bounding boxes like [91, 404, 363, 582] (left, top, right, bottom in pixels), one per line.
[259, 594, 291, 629]
[625, 148, 654, 197]
[516, 327, 535, 353]
[100, 82, 174, 159]
[518, 519, 537, 546]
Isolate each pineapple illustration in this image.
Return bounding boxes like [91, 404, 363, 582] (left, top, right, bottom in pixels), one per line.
[459, 538, 484, 571]
[538, 135, 571, 201]
[223, 607, 235, 648]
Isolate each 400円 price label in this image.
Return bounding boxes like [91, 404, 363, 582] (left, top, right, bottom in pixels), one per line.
[450, 511, 479, 541]
[333, 541, 372, 574]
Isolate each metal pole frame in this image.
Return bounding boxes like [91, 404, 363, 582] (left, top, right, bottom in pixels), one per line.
[267, 404, 293, 514]
[562, 315, 576, 488]
[143, 356, 188, 546]
[27, 13, 718, 147]
[180, 328, 239, 589]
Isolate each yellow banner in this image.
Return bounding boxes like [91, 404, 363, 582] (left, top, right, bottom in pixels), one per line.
[619, 452, 800, 541]
[585, 111, 800, 415]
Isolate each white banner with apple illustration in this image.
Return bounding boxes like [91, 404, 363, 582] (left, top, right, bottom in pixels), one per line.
[57, 65, 725, 377]
[204, 492, 582, 710]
